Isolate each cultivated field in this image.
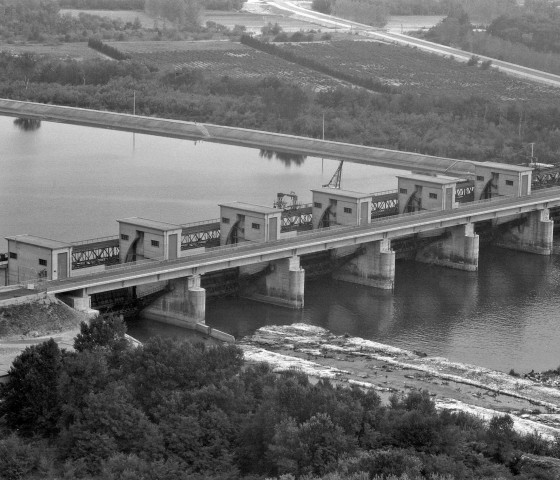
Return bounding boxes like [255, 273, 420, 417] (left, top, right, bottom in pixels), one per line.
[111, 40, 344, 89]
[277, 39, 560, 103]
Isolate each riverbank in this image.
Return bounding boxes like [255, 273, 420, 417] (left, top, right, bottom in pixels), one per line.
[240, 324, 560, 441]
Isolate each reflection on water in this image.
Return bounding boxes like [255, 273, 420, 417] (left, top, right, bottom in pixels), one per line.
[259, 149, 307, 166]
[13, 118, 41, 131]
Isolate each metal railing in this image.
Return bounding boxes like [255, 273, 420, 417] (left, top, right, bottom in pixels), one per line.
[180, 218, 220, 228]
[370, 189, 398, 197]
[72, 235, 119, 246]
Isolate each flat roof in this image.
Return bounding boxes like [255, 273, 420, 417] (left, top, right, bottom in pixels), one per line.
[5, 234, 72, 250]
[397, 174, 464, 185]
[117, 217, 182, 231]
[219, 202, 280, 215]
[311, 187, 372, 199]
[476, 162, 532, 173]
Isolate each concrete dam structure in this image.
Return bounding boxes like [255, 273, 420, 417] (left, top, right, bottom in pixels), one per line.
[3, 158, 560, 336]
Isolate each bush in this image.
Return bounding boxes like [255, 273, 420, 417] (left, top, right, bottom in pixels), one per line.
[467, 55, 480, 66]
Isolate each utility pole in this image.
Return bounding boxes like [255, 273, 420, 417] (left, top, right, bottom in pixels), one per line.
[322, 114, 325, 175]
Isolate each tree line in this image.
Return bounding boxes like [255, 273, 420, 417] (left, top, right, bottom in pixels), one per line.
[1, 315, 560, 479]
[88, 38, 131, 60]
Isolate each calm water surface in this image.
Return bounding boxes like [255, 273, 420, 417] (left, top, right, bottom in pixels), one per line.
[1, 116, 559, 373]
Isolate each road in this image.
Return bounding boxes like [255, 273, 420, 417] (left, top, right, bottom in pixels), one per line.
[267, 0, 560, 88]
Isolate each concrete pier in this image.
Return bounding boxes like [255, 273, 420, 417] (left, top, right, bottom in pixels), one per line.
[415, 223, 479, 271]
[333, 239, 395, 290]
[245, 256, 305, 308]
[493, 209, 554, 255]
[141, 275, 206, 325]
[58, 288, 92, 311]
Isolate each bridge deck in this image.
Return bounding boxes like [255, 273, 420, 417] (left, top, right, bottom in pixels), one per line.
[0, 99, 477, 177]
[43, 187, 560, 295]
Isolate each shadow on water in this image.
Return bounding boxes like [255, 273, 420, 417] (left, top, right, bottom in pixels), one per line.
[259, 149, 307, 166]
[13, 118, 41, 131]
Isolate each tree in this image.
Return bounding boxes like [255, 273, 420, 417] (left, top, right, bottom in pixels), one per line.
[61, 383, 163, 472]
[0, 339, 63, 437]
[73, 314, 128, 353]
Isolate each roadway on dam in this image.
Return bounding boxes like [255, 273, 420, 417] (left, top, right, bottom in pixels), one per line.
[43, 186, 560, 295]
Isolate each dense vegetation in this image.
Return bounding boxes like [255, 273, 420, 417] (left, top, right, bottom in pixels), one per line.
[1, 315, 559, 480]
[487, 13, 560, 55]
[421, 2, 560, 75]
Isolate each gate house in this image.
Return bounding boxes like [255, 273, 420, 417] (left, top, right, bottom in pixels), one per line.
[311, 187, 372, 229]
[117, 217, 183, 263]
[5, 234, 72, 284]
[397, 174, 462, 213]
[219, 202, 282, 245]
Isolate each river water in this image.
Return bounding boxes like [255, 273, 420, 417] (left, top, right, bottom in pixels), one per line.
[1, 116, 559, 373]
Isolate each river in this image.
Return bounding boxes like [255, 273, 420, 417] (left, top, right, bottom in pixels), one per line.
[1, 115, 559, 373]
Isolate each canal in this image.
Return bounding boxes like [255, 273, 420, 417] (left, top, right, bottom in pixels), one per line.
[1, 116, 559, 373]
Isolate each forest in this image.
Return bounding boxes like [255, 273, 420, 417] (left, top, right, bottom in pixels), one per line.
[486, 13, 560, 55]
[421, 1, 560, 75]
[1, 315, 560, 480]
